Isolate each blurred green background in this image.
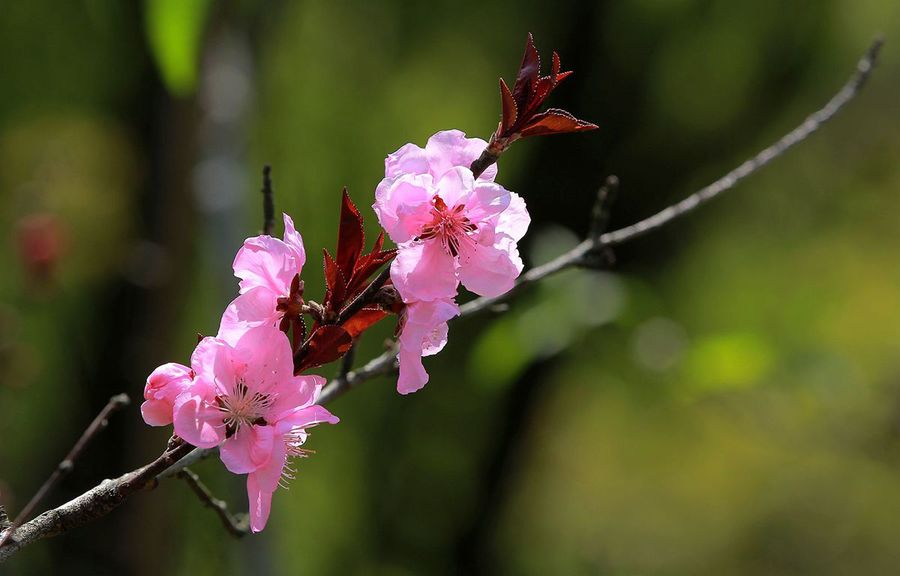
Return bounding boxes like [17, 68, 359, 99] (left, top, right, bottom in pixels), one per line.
[1, 0, 900, 574]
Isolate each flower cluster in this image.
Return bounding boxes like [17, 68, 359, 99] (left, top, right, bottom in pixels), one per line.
[141, 32, 592, 535]
[142, 217, 339, 533]
[374, 130, 531, 393]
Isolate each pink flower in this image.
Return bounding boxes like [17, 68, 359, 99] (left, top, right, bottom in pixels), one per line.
[141, 363, 193, 426]
[218, 213, 306, 345]
[396, 299, 460, 394]
[373, 130, 530, 302]
[172, 326, 338, 532]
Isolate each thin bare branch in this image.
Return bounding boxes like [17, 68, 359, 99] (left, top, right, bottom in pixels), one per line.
[0, 393, 130, 548]
[338, 341, 358, 380]
[262, 165, 275, 236]
[600, 37, 883, 247]
[177, 469, 249, 538]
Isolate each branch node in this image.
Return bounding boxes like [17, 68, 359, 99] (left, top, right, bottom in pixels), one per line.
[589, 175, 619, 242]
[178, 468, 250, 538]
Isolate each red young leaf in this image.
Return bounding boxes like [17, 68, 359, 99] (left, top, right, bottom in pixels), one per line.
[490, 33, 596, 150]
[314, 189, 397, 341]
[352, 248, 396, 283]
[342, 308, 388, 339]
[512, 32, 541, 106]
[499, 78, 518, 133]
[296, 324, 353, 372]
[323, 249, 347, 307]
[519, 108, 599, 138]
[336, 188, 364, 278]
[372, 230, 385, 254]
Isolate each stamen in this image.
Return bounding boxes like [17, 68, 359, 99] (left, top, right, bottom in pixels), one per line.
[215, 377, 277, 433]
[414, 196, 479, 257]
[278, 427, 316, 487]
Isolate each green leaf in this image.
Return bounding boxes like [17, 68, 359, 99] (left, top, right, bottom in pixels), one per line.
[144, 0, 212, 96]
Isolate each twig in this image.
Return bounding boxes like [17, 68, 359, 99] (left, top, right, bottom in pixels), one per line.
[262, 165, 274, 236]
[589, 175, 619, 241]
[0, 439, 193, 562]
[0, 393, 130, 548]
[0, 36, 883, 563]
[177, 469, 249, 538]
[336, 266, 391, 324]
[600, 37, 883, 247]
[470, 148, 501, 179]
[338, 341, 357, 380]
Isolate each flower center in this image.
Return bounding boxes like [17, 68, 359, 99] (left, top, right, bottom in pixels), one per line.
[416, 196, 478, 257]
[217, 378, 274, 433]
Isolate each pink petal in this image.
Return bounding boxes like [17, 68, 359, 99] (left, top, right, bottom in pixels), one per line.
[247, 473, 274, 533]
[385, 143, 429, 179]
[280, 213, 306, 267]
[172, 393, 226, 448]
[140, 399, 175, 427]
[494, 191, 531, 242]
[434, 167, 476, 209]
[397, 346, 429, 395]
[390, 241, 459, 302]
[250, 430, 288, 493]
[465, 181, 512, 223]
[373, 173, 434, 244]
[217, 286, 280, 346]
[456, 242, 521, 298]
[421, 319, 450, 357]
[269, 375, 326, 421]
[425, 130, 497, 181]
[231, 326, 295, 396]
[280, 404, 340, 429]
[396, 299, 459, 395]
[232, 235, 302, 296]
[142, 363, 193, 425]
[190, 337, 228, 389]
[220, 424, 275, 475]
[144, 363, 192, 399]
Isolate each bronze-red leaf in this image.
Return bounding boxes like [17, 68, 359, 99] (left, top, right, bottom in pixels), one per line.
[490, 33, 596, 149]
[512, 32, 541, 106]
[519, 108, 598, 138]
[336, 188, 364, 278]
[372, 230, 385, 254]
[323, 249, 347, 307]
[499, 78, 518, 133]
[342, 308, 388, 339]
[296, 325, 353, 372]
[352, 249, 396, 288]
